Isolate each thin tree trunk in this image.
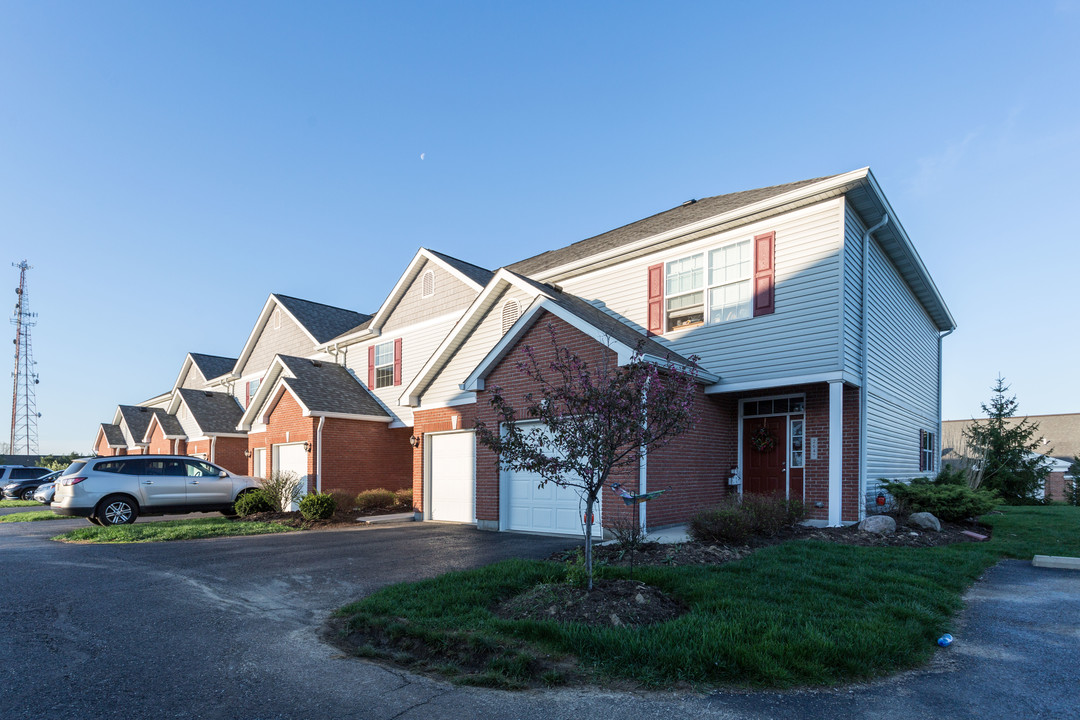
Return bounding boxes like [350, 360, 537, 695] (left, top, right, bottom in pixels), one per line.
[584, 495, 594, 591]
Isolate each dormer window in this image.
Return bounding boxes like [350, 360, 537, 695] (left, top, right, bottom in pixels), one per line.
[422, 269, 435, 298]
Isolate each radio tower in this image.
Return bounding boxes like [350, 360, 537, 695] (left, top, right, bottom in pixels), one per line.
[9, 260, 40, 456]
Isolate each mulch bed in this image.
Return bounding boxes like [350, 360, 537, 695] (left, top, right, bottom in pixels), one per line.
[495, 578, 686, 628]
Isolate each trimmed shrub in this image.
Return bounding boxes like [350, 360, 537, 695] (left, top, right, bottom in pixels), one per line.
[234, 489, 274, 517]
[326, 489, 356, 512]
[689, 493, 806, 544]
[394, 488, 413, 510]
[299, 492, 337, 521]
[355, 488, 397, 512]
[882, 478, 998, 523]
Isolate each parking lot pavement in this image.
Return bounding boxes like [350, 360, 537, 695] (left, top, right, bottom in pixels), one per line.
[2, 519, 1076, 720]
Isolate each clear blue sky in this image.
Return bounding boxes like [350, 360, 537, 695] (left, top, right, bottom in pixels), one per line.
[2, 1, 1077, 454]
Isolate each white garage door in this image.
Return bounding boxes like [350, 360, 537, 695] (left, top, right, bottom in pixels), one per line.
[272, 442, 308, 511]
[502, 424, 601, 537]
[428, 431, 475, 523]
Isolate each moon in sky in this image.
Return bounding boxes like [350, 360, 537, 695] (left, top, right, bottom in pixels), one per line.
[420, 153, 425, 160]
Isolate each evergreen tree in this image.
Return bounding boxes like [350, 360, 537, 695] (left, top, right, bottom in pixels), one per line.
[1066, 456, 1080, 506]
[962, 375, 1051, 504]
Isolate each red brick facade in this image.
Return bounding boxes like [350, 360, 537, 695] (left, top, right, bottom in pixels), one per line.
[245, 388, 412, 496]
[411, 404, 479, 515]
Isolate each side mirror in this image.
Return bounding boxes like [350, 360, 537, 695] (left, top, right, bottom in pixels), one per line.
[219, 470, 228, 478]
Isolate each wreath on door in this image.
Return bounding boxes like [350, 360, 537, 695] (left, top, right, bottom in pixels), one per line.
[750, 426, 776, 452]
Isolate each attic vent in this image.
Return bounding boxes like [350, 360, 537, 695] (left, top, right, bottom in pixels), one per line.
[310, 360, 322, 368]
[501, 299, 521, 335]
[273, 308, 281, 329]
[138, 407, 148, 413]
[422, 269, 435, 298]
[204, 392, 213, 397]
[681, 198, 697, 206]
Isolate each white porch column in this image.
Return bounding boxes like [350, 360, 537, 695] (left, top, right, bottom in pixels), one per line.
[828, 380, 844, 527]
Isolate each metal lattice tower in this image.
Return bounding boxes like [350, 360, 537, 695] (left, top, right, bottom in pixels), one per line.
[9, 260, 40, 456]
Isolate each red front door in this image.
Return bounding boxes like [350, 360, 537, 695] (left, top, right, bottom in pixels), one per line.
[742, 416, 787, 496]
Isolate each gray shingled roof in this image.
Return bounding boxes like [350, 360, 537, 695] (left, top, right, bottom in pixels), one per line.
[278, 355, 390, 418]
[100, 423, 126, 447]
[508, 175, 840, 277]
[117, 405, 164, 444]
[506, 271, 702, 371]
[274, 294, 373, 344]
[177, 389, 245, 435]
[190, 353, 237, 381]
[428, 249, 494, 287]
[152, 412, 187, 438]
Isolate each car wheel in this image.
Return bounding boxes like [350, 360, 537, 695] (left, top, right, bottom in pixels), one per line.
[21, 488, 36, 501]
[97, 496, 139, 526]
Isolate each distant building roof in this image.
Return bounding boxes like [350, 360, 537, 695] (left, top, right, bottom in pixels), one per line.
[274, 294, 373, 344]
[427, 249, 495, 287]
[189, 353, 238, 381]
[100, 423, 127, 447]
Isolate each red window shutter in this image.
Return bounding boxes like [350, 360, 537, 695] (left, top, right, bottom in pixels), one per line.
[246, 381, 253, 408]
[368, 346, 375, 388]
[647, 263, 664, 335]
[393, 338, 402, 386]
[753, 231, 776, 317]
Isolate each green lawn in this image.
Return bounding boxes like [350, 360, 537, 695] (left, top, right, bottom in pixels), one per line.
[0, 510, 66, 523]
[332, 505, 1080, 690]
[53, 517, 298, 543]
[0, 499, 45, 508]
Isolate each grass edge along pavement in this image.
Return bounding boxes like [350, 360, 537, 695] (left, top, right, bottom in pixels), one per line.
[0, 510, 67, 523]
[0, 499, 44, 508]
[329, 505, 1080, 690]
[52, 517, 298, 543]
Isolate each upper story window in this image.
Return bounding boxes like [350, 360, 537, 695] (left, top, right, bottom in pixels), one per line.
[422, 270, 435, 298]
[374, 341, 395, 388]
[666, 239, 752, 331]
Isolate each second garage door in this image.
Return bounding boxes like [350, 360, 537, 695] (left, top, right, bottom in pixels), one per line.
[272, 442, 309, 511]
[428, 431, 475, 523]
[502, 423, 601, 537]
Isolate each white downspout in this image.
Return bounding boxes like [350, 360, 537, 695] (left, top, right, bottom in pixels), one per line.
[937, 328, 955, 470]
[316, 416, 325, 493]
[859, 213, 889, 521]
[210, 435, 217, 464]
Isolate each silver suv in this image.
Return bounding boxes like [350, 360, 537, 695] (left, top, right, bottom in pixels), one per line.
[52, 456, 261, 526]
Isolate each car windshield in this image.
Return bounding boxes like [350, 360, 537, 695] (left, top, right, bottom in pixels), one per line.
[60, 462, 87, 476]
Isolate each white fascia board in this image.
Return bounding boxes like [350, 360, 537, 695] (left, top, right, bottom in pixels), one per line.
[110, 407, 124, 426]
[304, 411, 394, 423]
[399, 269, 546, 407]
[170, 355, 195, 394]
[638, 354, 720, 384]
[531, 168, 872, 284]
[704, 371, 848, 395]
[462, 296, 635, 392]
[233, 295, 279, 374]
[237, 358, 289, 430]
[862, 170, 956, 331]
[411, 397, 478, 411]
[166, 392, 184, 415]
[203, 432, 250, 439]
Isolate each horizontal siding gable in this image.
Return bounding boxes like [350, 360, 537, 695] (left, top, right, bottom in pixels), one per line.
[382, 258, 479, 333]
[418, 285, 536, 408]
[239, 308, 317, 377]
[180, 364, 205, 390]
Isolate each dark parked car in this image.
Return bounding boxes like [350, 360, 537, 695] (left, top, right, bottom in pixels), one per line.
[1, 466, 54, 501]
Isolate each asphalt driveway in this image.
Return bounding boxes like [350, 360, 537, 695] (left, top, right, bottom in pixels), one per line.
[1, 517, 1077, 719]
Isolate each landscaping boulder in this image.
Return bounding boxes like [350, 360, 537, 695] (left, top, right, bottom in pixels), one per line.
[859, 515, 896, 535]
[908, 512, 941, 532]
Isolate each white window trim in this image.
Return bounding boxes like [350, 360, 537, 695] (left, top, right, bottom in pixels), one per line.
[374, 340, 395, 389]
[664, 236, 756, 333]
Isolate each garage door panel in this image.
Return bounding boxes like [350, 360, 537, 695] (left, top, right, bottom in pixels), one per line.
[429, 431, 475, 523]
[272, 443, 309, 512]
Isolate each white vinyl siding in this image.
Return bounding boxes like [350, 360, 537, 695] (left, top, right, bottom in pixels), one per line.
[381, 259, 479, 333]
[180, 366, 205, 390]
[418, 285, 535, 408]
[239, 310, 317, 377]
[344, 317, 456, 426]
[842, 200, 866, 378]
[557, 199, 846, 386]
[862, 235, 940, 499]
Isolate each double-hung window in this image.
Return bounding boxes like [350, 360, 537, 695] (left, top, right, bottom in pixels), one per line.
[373, 341, 395, 389]
[665, 254, 704, 330]
[920, 430, 937, 472]
[665, 239, 753, 331]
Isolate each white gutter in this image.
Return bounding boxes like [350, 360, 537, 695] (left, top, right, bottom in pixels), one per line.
[859, 213, 890, 521]
[937, 327, 955, 471]
[316, 416, 325, 493]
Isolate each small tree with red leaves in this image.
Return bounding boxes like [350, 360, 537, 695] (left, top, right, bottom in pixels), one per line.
[475, 324, 699, 590]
